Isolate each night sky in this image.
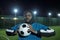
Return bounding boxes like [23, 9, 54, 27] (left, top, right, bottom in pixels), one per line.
[0, 0, 60, 17]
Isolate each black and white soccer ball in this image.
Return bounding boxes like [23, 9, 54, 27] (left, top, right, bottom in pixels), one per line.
[18, 23, 31, 36]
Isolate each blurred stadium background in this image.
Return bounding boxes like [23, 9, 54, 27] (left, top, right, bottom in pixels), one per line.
[0, 15, 60, 29]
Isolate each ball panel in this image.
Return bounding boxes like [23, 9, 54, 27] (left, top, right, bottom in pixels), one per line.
[27, 29, 31, 33]
[22, 24, 26, 28]
[20, 31, 24, 34]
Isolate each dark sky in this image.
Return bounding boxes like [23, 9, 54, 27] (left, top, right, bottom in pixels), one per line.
[0, 0, 60, 17]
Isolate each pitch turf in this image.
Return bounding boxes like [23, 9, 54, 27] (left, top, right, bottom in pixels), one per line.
[0, 26, 60, 40]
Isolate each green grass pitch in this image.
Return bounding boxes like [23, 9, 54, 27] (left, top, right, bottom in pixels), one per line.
[0, 26, 60, 40]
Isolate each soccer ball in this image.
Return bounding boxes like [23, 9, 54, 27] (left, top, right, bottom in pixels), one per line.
[18, 23, 31, 36]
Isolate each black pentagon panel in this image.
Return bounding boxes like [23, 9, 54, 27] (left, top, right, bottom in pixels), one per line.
[22, 24, 26, 28]
[20, 31, 24, 34]
[27, 29, 31, 33]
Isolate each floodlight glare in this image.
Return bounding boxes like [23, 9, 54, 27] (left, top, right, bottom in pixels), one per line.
[14, 8, 18, 13]
[33, 11, 37, 15]
[1, 17, 4, 19]
[57, 13, 60, 17]
[48, 12, 51, 16]
[13, 17, 18, 20]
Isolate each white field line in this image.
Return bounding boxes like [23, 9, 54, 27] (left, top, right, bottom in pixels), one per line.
[0, 35, 10, 40]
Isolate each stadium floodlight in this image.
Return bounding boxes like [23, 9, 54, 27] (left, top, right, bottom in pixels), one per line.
[13, 8, 18, 14]
[33, 11, 37, 15]
[1, 17, 4, 19]
[48, 12, 52, 16]
[13, 17, 18, 20]
[57, 13, 60, 17]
